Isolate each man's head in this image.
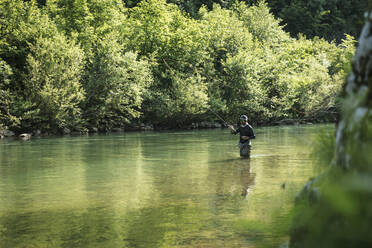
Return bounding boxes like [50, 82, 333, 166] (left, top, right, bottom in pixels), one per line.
[240, 115, 248, 124]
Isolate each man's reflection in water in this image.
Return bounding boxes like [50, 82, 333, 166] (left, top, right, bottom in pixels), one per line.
[208, 155, 256, 214]
[237, 157, 255, 198]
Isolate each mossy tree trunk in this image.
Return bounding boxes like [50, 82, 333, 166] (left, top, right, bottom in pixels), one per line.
[335, 9, 372, 171]
[290, 5, 372, 248]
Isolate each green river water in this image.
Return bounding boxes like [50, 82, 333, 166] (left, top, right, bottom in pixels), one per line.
[0, 124, 334, 248]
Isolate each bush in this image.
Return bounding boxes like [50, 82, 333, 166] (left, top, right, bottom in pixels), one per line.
[83, 39, 153, 130]
[0, 59, 19, 128]
[25, 34, 85, 132]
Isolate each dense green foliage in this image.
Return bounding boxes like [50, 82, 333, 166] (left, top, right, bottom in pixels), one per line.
[251, 0, 366, 42]
[167, 0, 366, 42]
[0, 0, 356, 133]
[0, 0, 85, 132]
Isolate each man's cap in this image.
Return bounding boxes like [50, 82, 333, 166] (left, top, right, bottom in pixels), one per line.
[240, 115, 248, 121]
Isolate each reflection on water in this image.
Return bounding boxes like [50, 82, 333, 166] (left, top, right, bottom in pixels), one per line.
[0, 124, 334, 247]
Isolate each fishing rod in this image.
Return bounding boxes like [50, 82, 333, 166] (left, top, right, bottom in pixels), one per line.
[208, 109, 231, 127]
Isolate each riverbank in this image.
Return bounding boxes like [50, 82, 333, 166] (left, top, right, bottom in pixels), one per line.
[0, 117, 329, 140]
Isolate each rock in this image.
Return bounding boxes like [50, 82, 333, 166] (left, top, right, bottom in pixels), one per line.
[0, 134, 3, 139]
[4, 130, 15, 137]
[63, 128, 71, 135]
[33, 130, 41, 136]
[19, 133, 32, 140]
[281, 182, 286, 189]
[90, 127, 98, 133]
[137, 123, 154, 131]
[112, 127, 124, 132]
[276, 119, 298, 125]
[144, 125, 154, 131]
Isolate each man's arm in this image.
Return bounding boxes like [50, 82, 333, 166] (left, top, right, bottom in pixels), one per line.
[228, 125, 238, 134]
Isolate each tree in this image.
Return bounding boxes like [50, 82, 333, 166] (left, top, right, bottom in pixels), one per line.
[83, 39, 153, 131]
[25, 34, 85, 132]
[0, 0, 85, 132]
[127, 0, 210, 126]
[270, 0, 366, 42]
[0, 59, 18, 128]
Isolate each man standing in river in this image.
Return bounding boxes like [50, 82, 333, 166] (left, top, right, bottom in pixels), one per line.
[228, 115, 255, 157]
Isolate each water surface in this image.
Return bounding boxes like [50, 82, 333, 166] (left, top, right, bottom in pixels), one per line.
[0, 124, 334, 248]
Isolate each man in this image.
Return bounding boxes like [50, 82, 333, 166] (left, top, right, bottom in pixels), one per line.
[228, 115, 255, 157]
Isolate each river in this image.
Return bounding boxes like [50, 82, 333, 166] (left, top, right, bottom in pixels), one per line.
[0, 124, 334, 248]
